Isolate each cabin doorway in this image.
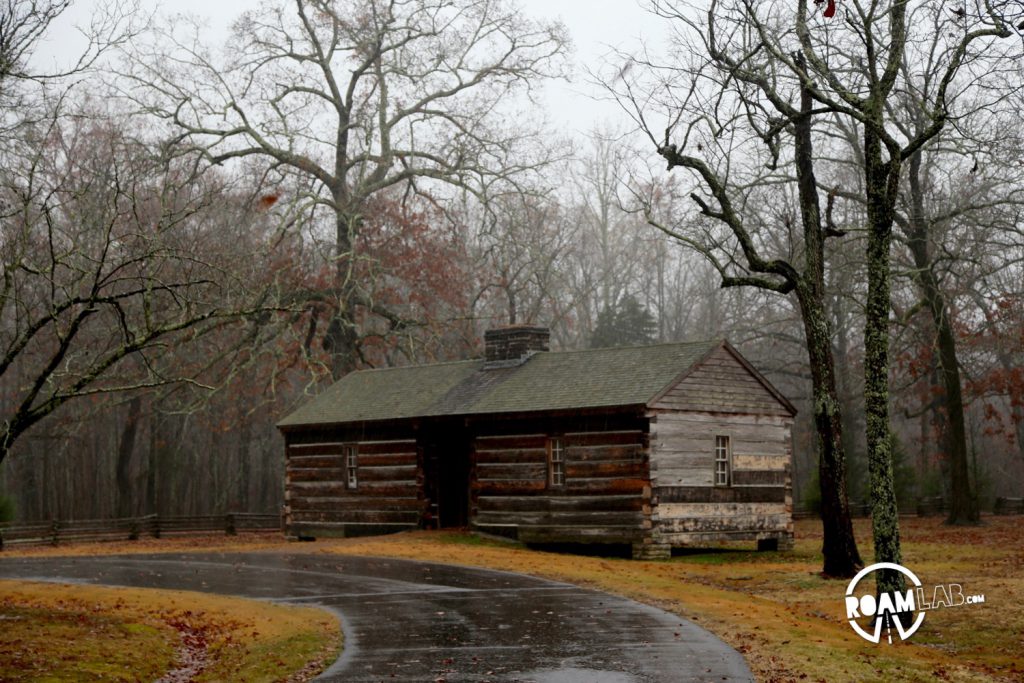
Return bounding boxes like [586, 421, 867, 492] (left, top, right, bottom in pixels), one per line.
[422, 424, 471, 528]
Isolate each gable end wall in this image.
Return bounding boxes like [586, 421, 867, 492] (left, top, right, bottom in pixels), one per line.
[653, 345, 791, 416]
[646, 343, 795, 548]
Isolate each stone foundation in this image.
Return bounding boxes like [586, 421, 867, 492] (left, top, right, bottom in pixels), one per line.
[632, 540, 671, 560]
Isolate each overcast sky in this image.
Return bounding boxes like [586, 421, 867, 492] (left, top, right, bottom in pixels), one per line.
[38, 0, 671, 137]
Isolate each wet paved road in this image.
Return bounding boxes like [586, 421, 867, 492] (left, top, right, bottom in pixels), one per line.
[0, 552, 753, 682]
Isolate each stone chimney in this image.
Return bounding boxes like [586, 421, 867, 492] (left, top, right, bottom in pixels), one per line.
[484, 325, 549, 367]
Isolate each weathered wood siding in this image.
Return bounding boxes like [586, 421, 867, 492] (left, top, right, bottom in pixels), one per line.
[647, 345, 794, 547]
[650, 411, 793, 545]
[284, 430, 422, 538]
[470, 419, 650, 544]
[653, 344, 791, 416]
[650, 412, 790, 487]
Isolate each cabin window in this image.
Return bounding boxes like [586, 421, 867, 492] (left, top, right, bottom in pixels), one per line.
[548, 437, 565, 488]
[714, 435, 731, 486]
[344, 444, 358, 490]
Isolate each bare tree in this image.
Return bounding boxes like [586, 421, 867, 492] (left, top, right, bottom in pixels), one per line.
[572, 130, 637, 317]
[963, 271, 1024, 465]
[0, 103, 288, 466]
[609, 0, 1019, 585]
[898, 143, 1007, 524]
[606, 1, 863, 577]
[812, 3, 1013, 587]
[0, 1, 70, 84]
[816, 2, 1024, 524]
[0, 1, 286, 468]
[0, 0, 139, 91]
[119, 0, 568, 376]
[468, 187, 574, 330]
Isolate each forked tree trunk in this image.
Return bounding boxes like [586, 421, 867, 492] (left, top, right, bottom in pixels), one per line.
[657, 55, 866, 579]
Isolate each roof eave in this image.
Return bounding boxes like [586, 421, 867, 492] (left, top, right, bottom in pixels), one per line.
[277, 403, 651, 432]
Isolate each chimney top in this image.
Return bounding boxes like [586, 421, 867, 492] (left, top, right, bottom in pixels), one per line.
[483, 325, 549, 368]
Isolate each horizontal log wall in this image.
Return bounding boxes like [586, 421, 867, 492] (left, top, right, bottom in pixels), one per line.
[650, 410, 793, 546]
[286, 435, 421, 537]
[471, 425, 649, 543]
[655, 502, 789, 534]
[650, 412, 791, 487]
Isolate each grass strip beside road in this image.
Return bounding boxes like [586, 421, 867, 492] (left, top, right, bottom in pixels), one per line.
[315, 517, 1023, 683]
[1, 517, 1021, 682]
[0, 579, 340, 682]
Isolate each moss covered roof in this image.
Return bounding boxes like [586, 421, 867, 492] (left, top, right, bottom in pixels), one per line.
[277, 340, 723, 428]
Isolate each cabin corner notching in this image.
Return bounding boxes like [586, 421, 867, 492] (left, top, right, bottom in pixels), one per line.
[277, 327, 796, 558]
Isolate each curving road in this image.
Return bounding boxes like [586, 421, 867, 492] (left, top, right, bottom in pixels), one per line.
[0, 551, 753, 682]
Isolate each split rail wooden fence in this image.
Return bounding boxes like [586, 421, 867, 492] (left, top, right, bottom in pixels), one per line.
[0, 512, 282, 550]
[5, 500, 1022, 547]
[793, 496, 1024, 520]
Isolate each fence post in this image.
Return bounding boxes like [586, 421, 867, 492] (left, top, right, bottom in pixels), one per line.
[225, 513, 236, 536]
[128, 517, 140, 541]
[50, 519, 60, 546]
[994, 497, 1005, 515]
[150, 513, 161, 539]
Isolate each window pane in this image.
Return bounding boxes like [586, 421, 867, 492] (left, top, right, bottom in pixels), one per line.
[714, 435, 730, 486]
[345, 445, 358, 489]
[549, 437, 564, 487]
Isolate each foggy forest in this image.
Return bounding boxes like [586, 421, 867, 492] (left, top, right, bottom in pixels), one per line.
[2, 0, 1023, 539]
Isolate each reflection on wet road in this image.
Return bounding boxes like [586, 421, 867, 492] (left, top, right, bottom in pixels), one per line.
[0, 552, 753, 682]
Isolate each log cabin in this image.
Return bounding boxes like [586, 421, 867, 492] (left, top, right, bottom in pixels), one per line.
[277, 326, 796, 559]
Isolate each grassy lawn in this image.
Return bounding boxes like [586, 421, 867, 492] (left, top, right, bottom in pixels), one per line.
[0, 579, 340, 682]
[302, 516, 1023, 682]
[2, 518, 1022, 682]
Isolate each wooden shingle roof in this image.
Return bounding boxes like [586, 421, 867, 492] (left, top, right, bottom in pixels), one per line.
[277, 339, 794, 428]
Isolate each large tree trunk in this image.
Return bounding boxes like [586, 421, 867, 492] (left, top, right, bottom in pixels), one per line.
[115, 397, 143, 518]
[1015, 406, 1024, 463]
[324, 208, 361, 377]
[792, 76, 862, 576]
[1007, 362, 1024, 463]
[905, 152, 978, 524]
[237, 420, 251, 512]
[146, 410, 157, 516]
[863, 132, 904, 596]
[799, 294, 864, 575]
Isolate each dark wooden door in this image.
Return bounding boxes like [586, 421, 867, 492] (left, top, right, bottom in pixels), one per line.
[422, 425, 470, 528]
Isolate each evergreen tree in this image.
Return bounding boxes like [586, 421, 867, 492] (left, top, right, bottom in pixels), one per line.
[590, 295, 658, 348]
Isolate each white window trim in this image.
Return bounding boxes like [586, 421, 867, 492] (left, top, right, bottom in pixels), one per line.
[714, 435, 731, 487]
[548, 437, 565, 488]
[345, 444, 358, 490]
